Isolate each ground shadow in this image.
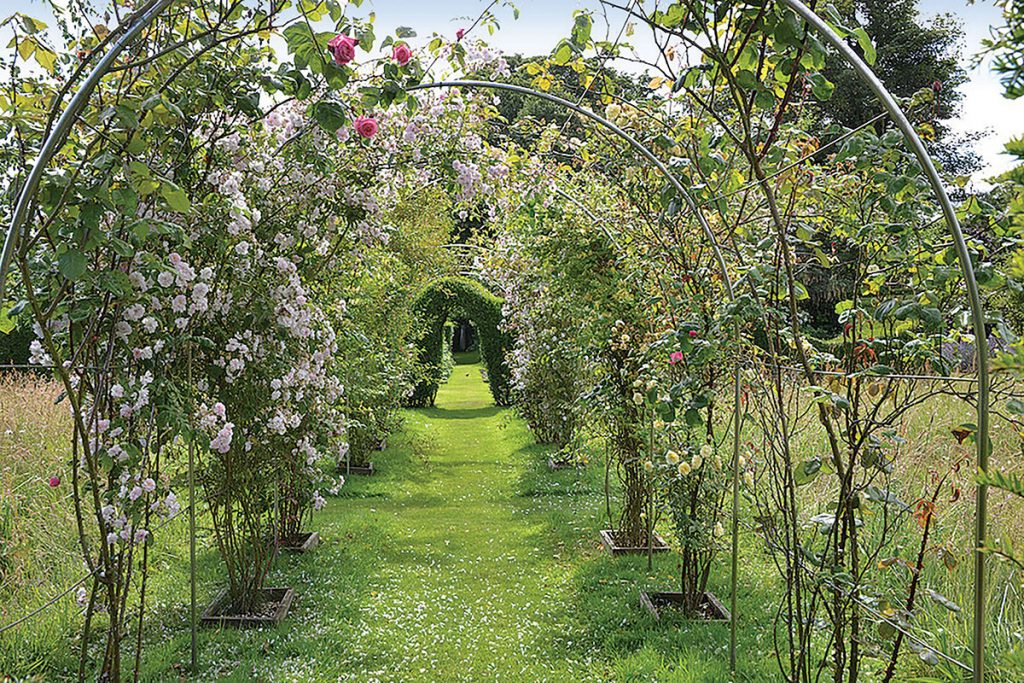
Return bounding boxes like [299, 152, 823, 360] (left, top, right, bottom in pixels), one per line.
[423, 405, 503, 420]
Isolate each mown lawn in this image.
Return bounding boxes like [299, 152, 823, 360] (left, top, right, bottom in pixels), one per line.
[14, 358, 1016, 681]
[120, 356, 772, 682]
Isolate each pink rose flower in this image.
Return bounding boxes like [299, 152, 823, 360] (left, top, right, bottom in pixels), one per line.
[688, 330, 698, 338]
[48, 475, 61, 487]
[669, 351, 684, 365]
[354, 116, 379, 139]
[328, 34, 357, 65]
[456, 28, 465, 41]
[393, 43, 413, 66]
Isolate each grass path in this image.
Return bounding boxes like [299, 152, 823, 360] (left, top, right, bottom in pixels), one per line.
[297, 358, 603, 681]
[138, 358, 774, 681]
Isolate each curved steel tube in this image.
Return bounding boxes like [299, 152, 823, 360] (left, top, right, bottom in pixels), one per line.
[778, 1, 990, 678]
[408, 80, 737, 300]
[0, 0, 177, 302]
[2, 5, 988, 679]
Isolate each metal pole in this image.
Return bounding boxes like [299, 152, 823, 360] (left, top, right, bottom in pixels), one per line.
[730, 360, 741, 671]
[0, 0, 177, 302]
[777, 2, 990, 678]
[187, 347, 197, 674]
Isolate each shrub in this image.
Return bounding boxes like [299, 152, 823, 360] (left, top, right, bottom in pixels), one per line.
[407, 277, 512, 407]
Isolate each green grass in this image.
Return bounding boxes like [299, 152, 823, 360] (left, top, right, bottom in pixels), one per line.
[5, 361, 1023, 680]
[127, 361, 776, 681]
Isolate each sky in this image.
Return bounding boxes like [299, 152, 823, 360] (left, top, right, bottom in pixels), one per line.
[4, 0, 1023, 182]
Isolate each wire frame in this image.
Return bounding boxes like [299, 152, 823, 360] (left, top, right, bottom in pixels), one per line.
[0, 2, 993, 681]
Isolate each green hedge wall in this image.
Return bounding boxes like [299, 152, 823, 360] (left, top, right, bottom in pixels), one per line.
[406, 276, 512, 407]
[0, 326, 32, 365]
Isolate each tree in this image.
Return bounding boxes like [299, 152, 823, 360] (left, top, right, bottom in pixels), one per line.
[821, 0, 980, 174]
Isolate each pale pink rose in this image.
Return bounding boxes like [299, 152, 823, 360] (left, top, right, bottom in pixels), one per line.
[669, 351, 684, 365]
[354, 116, 378, 139]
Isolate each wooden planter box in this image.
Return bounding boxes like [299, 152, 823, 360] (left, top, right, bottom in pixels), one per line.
[547, 457, 579, 471]
[339, 461, 374, 476]
[639, 590, 731, 622]
[599, 529, 670, 555]
[277, 531, 319, 553]
[200, 587, 294, 628]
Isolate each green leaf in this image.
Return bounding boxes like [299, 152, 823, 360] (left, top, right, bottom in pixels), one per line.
[977, 468, 1024, 499]
[865, 485, 911, 512]
[794, 457, 822, 486]
[807, 72, 835, 101]
[852, 27, 877, 66]
[736, 69, 759, 90]
[311, 100, 348, 132]
[0, 307, 15, 334]
[552, 41, 573, 66]
[109, 237, 135, 258]
[160, 182, 190, 213]
[58, 249, 87, 281]
[925, 588, 961, 613]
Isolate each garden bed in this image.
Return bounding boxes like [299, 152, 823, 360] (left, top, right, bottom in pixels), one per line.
[276, 531, 319, 553]
[599, 529, 670, 555]
[200, 587, 294, 628]
[339, 461, 375, 476]
[639, 590, 730, 622]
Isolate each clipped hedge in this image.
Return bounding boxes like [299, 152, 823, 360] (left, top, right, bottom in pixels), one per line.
[407, 276, 512, 407]
[0, 325, 32, 365]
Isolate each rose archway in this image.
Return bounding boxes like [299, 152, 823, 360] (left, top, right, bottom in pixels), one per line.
[0, 1, 1011, 681]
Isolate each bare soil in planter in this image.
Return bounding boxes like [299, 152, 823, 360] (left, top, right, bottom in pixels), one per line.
[277, 531, 319, 553]
[200, 586, 294, 628]
[639, 590, 731, 622]
[339, 461, 374, 476]
[547, 457, 580, 471]
[599, 529, 670, 555]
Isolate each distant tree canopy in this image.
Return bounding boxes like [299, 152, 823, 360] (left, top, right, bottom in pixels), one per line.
[820, 0, 980, 175]
[487, 55, 646, 151]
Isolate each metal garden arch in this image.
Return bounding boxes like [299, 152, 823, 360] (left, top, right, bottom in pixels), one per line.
[0, 0, 993, 679]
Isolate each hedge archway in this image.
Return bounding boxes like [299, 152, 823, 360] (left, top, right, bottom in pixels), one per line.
[407, 276, 512, 407]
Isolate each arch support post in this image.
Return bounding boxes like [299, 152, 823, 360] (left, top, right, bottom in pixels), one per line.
[778, 1, 990, 679]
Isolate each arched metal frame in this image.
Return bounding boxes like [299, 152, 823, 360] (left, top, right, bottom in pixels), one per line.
[0, 1, 992, 680]
[407, 81, 746, 671]
[780, 4, 990, 678]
